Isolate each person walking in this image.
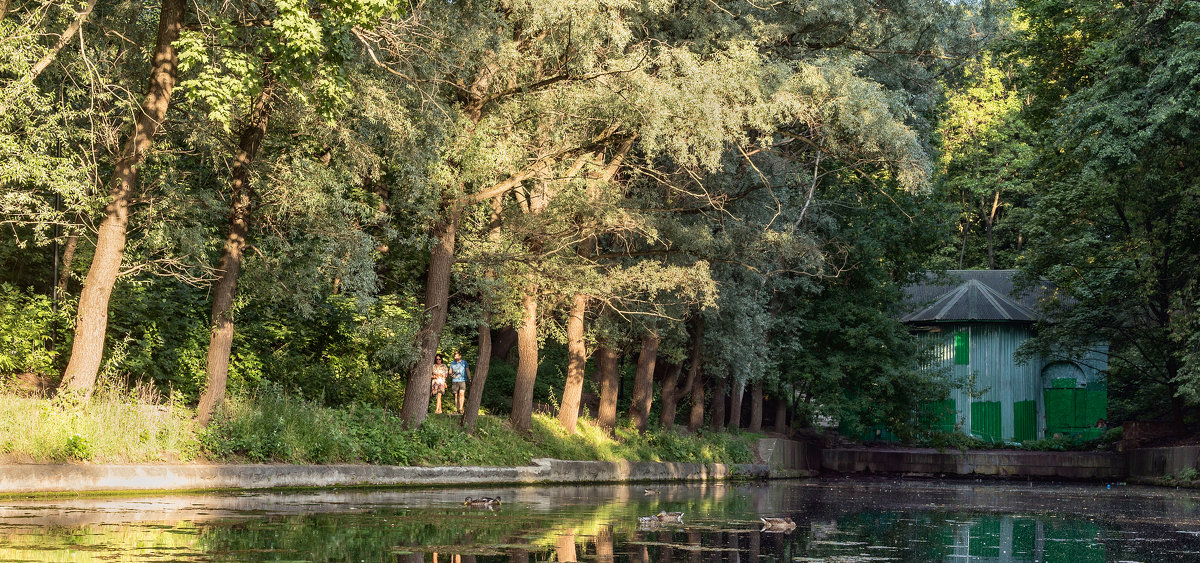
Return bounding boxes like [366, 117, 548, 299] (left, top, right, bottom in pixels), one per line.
[449, 350, 471, 413]
[431, 355, 449, 414]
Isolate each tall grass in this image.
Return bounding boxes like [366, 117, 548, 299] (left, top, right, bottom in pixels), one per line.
[0, 383, 757, 466]
[0, 383, 198, 463]
[200, 385, 757, 465]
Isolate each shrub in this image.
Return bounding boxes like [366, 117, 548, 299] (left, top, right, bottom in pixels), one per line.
[0, 284, 70, 378]
[61, 434, 93, 461]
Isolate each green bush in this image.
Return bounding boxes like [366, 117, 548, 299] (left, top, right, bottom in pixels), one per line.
[61, 434, 93, 461]
[0, 284, 70, 377]
[924, 430, 990, 452]
[1016, 434, 1101, 451]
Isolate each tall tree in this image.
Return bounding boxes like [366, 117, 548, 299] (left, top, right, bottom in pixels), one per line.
[936, 55, 1034, 270]
[58, 0, 186, 395]
[1010, 0, 1200, 422]
[195, 81, 273, 426]
[180, 0, 407, 423]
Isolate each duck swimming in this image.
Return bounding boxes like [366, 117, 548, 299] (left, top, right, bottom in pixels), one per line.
[464, 496, 501, 506]
[656, 510, 684, 523]
[760, 517, 796, 531]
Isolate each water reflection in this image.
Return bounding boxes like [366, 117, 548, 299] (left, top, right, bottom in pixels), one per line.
[0, 480, 1198, 561]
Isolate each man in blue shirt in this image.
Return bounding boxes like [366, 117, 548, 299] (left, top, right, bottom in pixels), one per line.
[449, 351, 471, 413]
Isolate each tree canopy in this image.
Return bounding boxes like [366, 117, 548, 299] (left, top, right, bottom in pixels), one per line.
[3, 0, 1190, 440]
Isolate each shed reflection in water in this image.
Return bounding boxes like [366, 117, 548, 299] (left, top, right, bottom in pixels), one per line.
[1, 479, 1197, 561]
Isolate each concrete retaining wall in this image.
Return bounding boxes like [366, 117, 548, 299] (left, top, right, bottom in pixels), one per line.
[0, 459, 768, 494]
[757, 438, 820, 478]
[821, 447, 1126, 480]
[1127, 445, 1200, 478]
[6, 441, 1197, 494]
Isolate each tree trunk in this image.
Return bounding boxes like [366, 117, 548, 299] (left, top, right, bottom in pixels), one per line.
[461, 313, 492, 432]
[986, 191, 1000, 270]
[630, 331, 658, 432]
[196, 82, 272, 426]
[463, 198, 501, 432]
[687, 374, 705, 432]
[56, 228, 78, 295]
[665, 316, 703, 431]
[399, 204, 460, 428]
[492, 327, 518, 360]
[748, 381, 763, 432]
[958, 214, 971, 269]
[773, 396, 788, 433]
[0, 0, 10, 22]
[58, 0, 185, 396]
[510, 288, 539, 432]
[728, 379, 745, 429]
[557, 291, 589, 433]
[710, 377, 726, 431]
[596, 344, 619, 432]
[657, 363, 681, 430]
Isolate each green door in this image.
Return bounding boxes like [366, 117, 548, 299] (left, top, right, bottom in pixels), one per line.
[1042, 361, 1106, 438]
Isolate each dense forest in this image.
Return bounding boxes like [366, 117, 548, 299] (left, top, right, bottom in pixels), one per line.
[1, 0, 1197, 445]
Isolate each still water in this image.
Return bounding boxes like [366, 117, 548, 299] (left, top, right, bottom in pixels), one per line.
[1, 478, 1199, 562]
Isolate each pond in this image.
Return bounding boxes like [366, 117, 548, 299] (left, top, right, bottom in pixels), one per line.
[1, 478, 1198, 561]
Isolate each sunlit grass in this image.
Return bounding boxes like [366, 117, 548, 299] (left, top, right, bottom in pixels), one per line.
[0, 384, 199, 463]
[0, 384, 756, 466]
[200, 389, 757, 465]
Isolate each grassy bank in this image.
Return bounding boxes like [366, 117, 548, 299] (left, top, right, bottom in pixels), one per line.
[0, 386, 756, 466]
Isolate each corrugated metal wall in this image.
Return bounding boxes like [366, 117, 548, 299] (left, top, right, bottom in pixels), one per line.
[921, 324, 1043, 441]
[918, 324, 1109, 442]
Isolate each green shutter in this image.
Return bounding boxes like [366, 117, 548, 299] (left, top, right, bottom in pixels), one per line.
[1013, 400, 1037, 441]
[954, 331, 969, 365]
[970, 401, 1001, 441]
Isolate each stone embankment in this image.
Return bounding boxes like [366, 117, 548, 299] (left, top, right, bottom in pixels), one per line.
[0, 458, 770, 494]
[1, 439, 1194, 494]
[821, 447, 1126, 480]
[815, 443, 1199, 483]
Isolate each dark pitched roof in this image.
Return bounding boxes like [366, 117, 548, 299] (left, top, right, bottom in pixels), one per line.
[902, 270, 1053, 324]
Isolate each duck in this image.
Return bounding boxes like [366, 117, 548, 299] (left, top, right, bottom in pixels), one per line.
[637, 516, 661, 528]
[760, 516, 796, 531]
[656, 510, 684, 523]
[643, 488, 661, 495]
[464, 496, 501, 507]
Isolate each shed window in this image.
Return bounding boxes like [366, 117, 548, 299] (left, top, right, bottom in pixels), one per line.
[953, 331, 969, 365]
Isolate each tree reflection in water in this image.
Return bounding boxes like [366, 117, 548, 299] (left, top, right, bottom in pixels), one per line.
[1, 480, 1197, 561]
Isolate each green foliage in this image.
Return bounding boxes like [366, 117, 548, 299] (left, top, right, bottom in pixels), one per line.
[923, 430, 991, 452]
[60, 434, 93, 461]
[199, 384, 755, 465]
[1007, 0, 1200, 421]
[934, 54, 1035, 270]
[1014, 435, 1101, 452]
[919, 429, 1108, 452]
[3, 0, 985, 440]
[0, 284, 71, 377]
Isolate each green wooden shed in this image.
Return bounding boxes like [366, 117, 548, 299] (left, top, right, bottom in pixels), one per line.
[903, 270, 1108, 442]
